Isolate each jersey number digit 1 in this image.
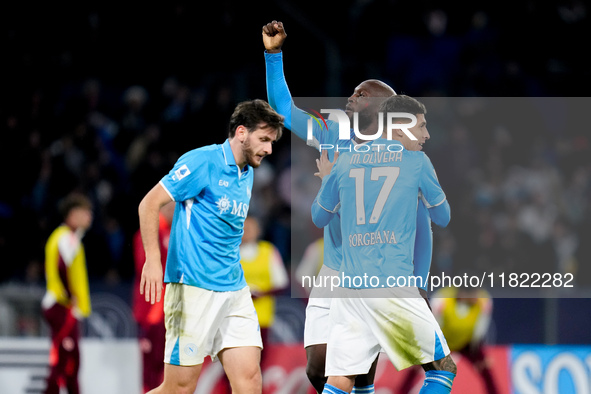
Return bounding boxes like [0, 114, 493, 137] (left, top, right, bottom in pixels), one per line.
[349, 167, 400, 225]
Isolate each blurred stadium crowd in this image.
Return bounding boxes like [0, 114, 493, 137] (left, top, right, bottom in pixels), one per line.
[1, 1, 590, 336]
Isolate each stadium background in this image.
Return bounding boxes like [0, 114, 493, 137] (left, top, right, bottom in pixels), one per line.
[1, 1, 590, 393]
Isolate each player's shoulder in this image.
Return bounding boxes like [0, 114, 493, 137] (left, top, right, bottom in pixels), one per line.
[56, 226, 82, 253]
[403, 149, 429, 159]
[409, 150, 436, 172]
[188, 143, 221, 155]
[51, 225, 74, 242]
[178, 143, 221, 162]
[395, 147, 430, 171]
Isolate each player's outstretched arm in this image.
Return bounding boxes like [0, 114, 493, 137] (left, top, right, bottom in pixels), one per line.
[263, 20, 339, 146]
[69, 254, 92, 318]
[263, 20, 294, 129]
[138, 183, 172, 304]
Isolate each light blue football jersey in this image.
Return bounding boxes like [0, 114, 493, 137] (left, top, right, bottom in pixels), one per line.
[160, 140, 251, 291]
[313, 139, 446, 288]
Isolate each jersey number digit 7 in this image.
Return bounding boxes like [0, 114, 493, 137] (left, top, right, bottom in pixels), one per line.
[349, 167, 400, 225]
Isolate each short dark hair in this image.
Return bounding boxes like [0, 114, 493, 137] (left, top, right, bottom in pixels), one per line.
[378, 95, 427, 118]
[228, 99, 284, 140]
[58, 193, 93, 220]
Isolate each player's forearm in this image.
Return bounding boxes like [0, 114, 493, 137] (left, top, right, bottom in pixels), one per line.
[266, 51, 318, 140]
[311, 172, 340, 227]
[68, 259, 92, 317]
[428, 200, 451, 228]
[265, 52, 293, 126]
[311, 199, 335, 228]
[138, 191, 165, 264]
[419, 155, 450, 227]
[265, 52, 341, 147]
[72, 294, 91, 318]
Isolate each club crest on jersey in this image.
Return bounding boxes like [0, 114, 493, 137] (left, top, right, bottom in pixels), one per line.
[216, 195, 249, 217]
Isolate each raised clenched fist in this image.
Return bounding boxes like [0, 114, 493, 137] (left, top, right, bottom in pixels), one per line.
[262, 20, 287, 53]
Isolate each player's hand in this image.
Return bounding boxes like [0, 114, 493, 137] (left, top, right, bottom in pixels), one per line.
[262, 20, 286, 53]
[140, 258, 163, 305]
[314, 150, 339, 179]
[71, 306, 84, 320]
[418, 288, 432, 311]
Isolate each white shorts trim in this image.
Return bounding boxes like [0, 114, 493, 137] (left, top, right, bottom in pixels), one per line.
[163, 283, 262, 366]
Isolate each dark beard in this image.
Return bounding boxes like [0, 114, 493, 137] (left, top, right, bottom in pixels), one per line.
[242, 137, 260, 168]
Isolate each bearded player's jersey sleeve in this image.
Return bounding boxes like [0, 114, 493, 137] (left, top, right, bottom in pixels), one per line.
[160, 146, 212, 202]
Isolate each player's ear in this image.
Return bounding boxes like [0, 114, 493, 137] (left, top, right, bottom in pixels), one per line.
[235, 125, 248, 142]
[391, 124, 405, 138]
